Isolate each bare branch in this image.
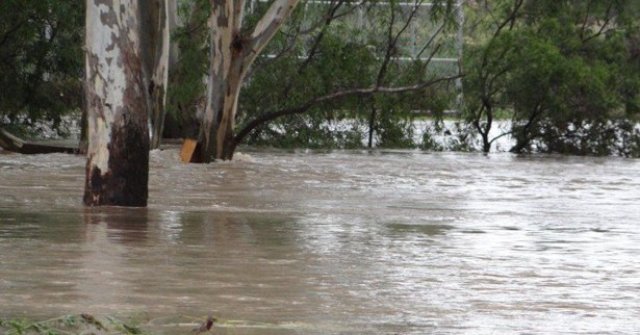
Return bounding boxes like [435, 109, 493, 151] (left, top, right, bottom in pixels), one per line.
[580, 0, 594, 40]
[581, 1, 615, 43]
[488, 129, 514, 145]
[296, 0, 366, 36]
[416, 21, 446, 59]
[493, 0, 524, 40]
[479, 0, 524, 80]
[297, 0, 347, 72]
[418, 43, 442, 74]
[376, 0, 423, 86]
[270, 0, 350, 101]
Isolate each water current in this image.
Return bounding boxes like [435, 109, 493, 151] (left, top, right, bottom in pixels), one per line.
[1, 148, 639, 334]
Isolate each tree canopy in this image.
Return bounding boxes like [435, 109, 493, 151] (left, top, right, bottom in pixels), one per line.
[1, 0, 639, 158]
[463, 0, 640, 156]
[0, 0, 83, 135]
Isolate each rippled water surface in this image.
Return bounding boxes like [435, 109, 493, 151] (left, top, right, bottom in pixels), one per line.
[1, 149, 639, 334]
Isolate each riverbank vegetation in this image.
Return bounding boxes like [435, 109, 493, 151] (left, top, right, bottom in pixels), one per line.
[0, 314, 303, 335]
[0, 315, 149, 335]
[0, 0, 83, 139]
[464, 0, 640, 155]
[1, 0, 638, 158]
[0, 314, 224, 335]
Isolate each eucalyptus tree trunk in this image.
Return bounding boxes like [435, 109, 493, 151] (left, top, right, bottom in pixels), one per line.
[146, 0, 177, 149]
[199, 0, 300, 162]
[84, 0, 149, 207]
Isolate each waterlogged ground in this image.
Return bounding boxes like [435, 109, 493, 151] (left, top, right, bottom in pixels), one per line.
[1, 148, 639, 334]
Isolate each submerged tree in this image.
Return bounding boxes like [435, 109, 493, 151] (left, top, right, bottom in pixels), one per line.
[84, 0, 178, 206]
[508, 0, 639, 154]
[183, 0, 460, 162]
[146, 0, 179, 150]
[196, 0, 301, 162]
[462, 0, 640, 156]
[463, 0, 524, 153]
[84, 1, 151, 206]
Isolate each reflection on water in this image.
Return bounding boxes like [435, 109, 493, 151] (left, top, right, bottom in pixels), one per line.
[1, 149, 640, 334]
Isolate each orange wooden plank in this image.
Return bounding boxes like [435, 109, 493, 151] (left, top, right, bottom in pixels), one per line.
[180, 138, 198, 163]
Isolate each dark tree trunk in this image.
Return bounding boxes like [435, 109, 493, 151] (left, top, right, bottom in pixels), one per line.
[482, 136, 491, 153]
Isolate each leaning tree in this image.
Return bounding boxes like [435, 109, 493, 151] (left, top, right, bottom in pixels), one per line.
[189, 0, 461, 162]
[198, 0, 301, 162]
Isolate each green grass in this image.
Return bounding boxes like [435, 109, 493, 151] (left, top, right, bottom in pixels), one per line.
[0, 315, 149, 335]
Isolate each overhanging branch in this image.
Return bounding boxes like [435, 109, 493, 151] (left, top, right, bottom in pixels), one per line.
[232, 74, 463, 148]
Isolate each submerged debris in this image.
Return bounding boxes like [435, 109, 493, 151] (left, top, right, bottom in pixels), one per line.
[192, 315, 216, 334]
[80, 313, 106, 330]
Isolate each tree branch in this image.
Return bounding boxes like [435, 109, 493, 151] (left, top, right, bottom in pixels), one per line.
[232, 74, 462, 148]
[297, 0, 347, 73]
[416, 21, 445, 59]
[581, 1, 614, 43]
[376, 0, 423, 86]
[0, 20, 26, 50]
[489, 129, 514, 145]
[245, 0, 301, 70]
[295, 0, 365, 36]
[579, 0, 594, 40]
[273, 0, 348, 102]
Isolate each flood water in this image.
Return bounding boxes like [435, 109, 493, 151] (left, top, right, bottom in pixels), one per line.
[1, 148, 639, 334]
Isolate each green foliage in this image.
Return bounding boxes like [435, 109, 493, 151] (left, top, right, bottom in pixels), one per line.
[420, 125, 443, 151]
[0, 315, 151, 335]
[0, 0, 83, 134]
[236, 0, 460, 149]
[3, 0, 638, 156]
[462, 0, 640, 156]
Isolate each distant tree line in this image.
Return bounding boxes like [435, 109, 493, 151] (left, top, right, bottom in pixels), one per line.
[1, 0, 639, 158]
[463, 0, 640, 156]
[0, 0, 83, 136]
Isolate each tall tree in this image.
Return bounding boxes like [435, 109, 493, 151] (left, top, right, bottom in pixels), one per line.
[146, 0, 178, 149]
[463, 0, 640, 155]
[190, 0, 459, 161]
[84, 0, 150, 206]
[463, 0, 524, 153]
[199, 0, 300, 162]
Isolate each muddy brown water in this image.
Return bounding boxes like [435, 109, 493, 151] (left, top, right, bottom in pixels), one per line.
[1, 149, 639, 334]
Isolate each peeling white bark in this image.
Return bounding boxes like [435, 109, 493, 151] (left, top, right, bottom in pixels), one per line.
[85, 0, 134, 173]
[149, 0, 174, 149]
[84, 0, 150, 206]
[249, 0, 299, 58]
[200, 0, 300, 161]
